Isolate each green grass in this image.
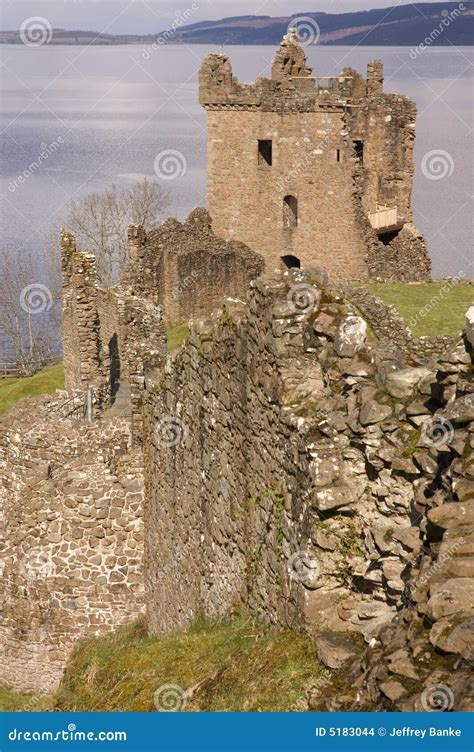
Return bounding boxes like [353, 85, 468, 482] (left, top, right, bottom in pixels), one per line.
[0, 684, 52, 711]
[356, 282, 473, 337]
[0, 364, 64, 416]
[54, 612, 320, 712]
[167, 323, 189, 352]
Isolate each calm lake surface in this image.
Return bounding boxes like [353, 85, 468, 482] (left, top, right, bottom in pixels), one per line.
[0, 43, 473, 279]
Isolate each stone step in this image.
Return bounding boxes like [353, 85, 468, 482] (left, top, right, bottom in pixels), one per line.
[105, 380, 132, 419]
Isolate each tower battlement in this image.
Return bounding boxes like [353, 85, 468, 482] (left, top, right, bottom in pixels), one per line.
[200, 30, 383, 112]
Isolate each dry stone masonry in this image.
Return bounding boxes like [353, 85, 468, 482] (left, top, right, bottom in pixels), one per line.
[144, 270, 473, 710]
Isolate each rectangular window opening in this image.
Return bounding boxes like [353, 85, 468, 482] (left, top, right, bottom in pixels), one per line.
[336, 148, 341, 163]
[353, 140, 364, 166]
[258, 139, 272, 166]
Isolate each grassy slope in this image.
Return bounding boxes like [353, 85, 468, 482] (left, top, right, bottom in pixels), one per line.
[0, 364, 64, 416]
[357, 282, 473, 338]
[167, 322, 190, 352]
[53, 613, 319, 712]
[0, 685, 52, 711]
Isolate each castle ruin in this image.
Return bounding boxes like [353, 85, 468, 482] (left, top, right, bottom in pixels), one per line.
[1, 37, 473, 711]
[200, 30, 431, 281]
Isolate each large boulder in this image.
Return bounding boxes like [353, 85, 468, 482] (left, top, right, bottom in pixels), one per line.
[315, 631, 364, 669]
[428, 501, 474, 530]
[334, 315, 367, 357]
[443, 394, 474, 424]
[427, 578, 474, 620]
[384, 367, 432, 399]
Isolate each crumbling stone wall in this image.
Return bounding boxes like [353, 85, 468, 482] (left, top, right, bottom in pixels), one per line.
[0, 394, 145, 693]
[61, 231, 102, 395]
[143, 270, 473, 711]
[61, 231, 166, 421]
[367, 224, 432, 282]
[200, 32, 430, 282]
[343, 285, 413, 350]
[124, 209, 264, 326]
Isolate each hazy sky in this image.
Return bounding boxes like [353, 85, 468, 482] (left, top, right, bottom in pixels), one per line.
[0, 0, 450, 34]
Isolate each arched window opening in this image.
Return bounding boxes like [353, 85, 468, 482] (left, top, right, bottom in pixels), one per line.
[283, 195, 298, 228]
[281, 255, 301, 269]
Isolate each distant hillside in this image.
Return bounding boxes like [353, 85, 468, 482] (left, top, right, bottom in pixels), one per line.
[1, 2, 473, 45]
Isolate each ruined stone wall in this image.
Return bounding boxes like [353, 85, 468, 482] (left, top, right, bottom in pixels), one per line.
[367, 223, 432, 282]
[200, 33, 431, 282]
[61, 232, 166, 419]
[61, 231, 102, 395]
[346, 93, 417, 222]
[124, 209, 264, 326]
[344, 286, 413, 350]
[0, 394, 145, 693]
[144, 267, 473, 686]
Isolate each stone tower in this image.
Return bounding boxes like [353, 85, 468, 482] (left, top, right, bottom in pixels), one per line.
[199, 30, 430, 281]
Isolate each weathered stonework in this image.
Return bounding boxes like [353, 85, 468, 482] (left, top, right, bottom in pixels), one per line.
[124, 208, 264, 325]
[0, 395, 144, 693]
[60, 230, 167, 432]
[200, 31, 431, 282]
[143, 269, 473, 709]
[61, 210, 262, 429]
